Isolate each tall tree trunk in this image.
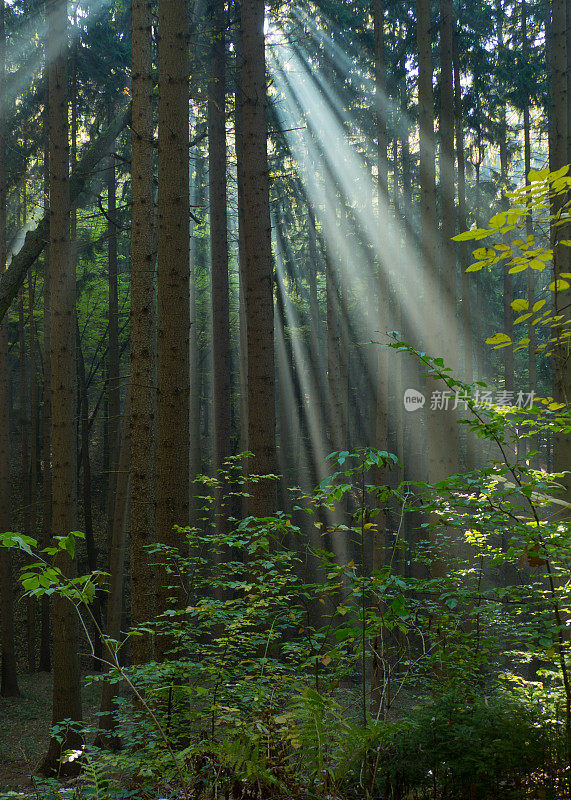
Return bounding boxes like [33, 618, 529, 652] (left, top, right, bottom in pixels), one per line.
[0, 0, 19, 694]
[234, 8, 250, 523]
[209, 0, 231, 491]
[452, 22, 472, 384]
[497, 0, 514, 395]
[0, 312, 18, 695]
[77, 327, 103, 669]
[240, 0, 276, 515]
[189, 144, 204, 521]
[106, 145, 120, 551]
[129, 0, 156, 666]
[417, 0, 437, 315]
[41, 0, 83, 774]
[326, 247, 343, 454]
[39, 82, 51, 673]
[436, 0, 459, 476]
[28, 271, 39, 662]
[372, 0, 388, 712]
[19, 183, 36, 672]
[156, 0, 190, 641]
[97, 395, 130, 740]
[550, 0, 570, 506]
[522, 1, 537, 419]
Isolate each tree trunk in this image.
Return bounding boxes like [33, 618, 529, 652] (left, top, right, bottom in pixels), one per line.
[497, 0, 514, 395]
[129, 0, 156, 666]
[19, 184, 35, 671]
[240, 0, 276, 516]
[189, 144, 204, 522]
[452, 22, 472, 384]
[234, 7, 249, 484]
[41, 0, 83, 774]
[0, 0, 19, 696]
[522, 1, 537, 416]
[106, 147, 120, 551]
[209, 0, 231, 490]
[550, 0, 570, 505]
[77, 326, 103, 669]
[371, 0, 388, 713]
[39, 83, 51, 674]
[97, 394, 130, 740]
[156, 0, 190, 642]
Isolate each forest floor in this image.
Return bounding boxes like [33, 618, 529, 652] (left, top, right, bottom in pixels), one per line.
[0, 671, 102, 796]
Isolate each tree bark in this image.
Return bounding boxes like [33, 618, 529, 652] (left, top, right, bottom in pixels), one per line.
[97, 394, 130, 740]
[129, 0, 156, 666]
[234, 7, 249, 515]
[39, 84, 51, 674]
[452, 22, 472, 384]
[240, 0, 276, 516]
[209, 0, 231, 487]
[550, 0, 570, 504]
[106, 147, 120, 552]
[41, 0, 83, 774]
[521, 1, 537, 409]
[0, 0, 19, 696]
[155, 0, 191, 643]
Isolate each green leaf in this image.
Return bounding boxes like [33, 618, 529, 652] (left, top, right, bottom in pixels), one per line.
[528, 168, 549, 181]
[489, 212, 507, 227]
[486, 333, 512, 346]
[514, 313, 533, 324]
[472, 247, 496, 260]
[549, 279, 571, 292]
[510, 299, 529, 312]
[453, 228, 491, 241]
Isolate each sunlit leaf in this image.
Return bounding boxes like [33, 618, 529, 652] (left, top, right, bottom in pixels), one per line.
[486, 333, 512, 346]
[548, 280, 571, 291]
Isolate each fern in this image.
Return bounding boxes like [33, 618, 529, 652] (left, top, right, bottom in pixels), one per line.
[81, 756, 110, 800]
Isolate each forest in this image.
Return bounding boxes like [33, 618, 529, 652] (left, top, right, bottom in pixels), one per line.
[0, 0, 570, 797]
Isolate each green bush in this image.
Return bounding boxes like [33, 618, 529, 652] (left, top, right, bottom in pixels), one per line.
[366, 690, 548, 800]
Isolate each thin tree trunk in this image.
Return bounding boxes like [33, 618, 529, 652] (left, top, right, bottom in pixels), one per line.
[189, 144, 204, 521]
[233, 1, 248, 481]
[28, 271, 39, 664]
[372, 0, 389, 712]
[19, 184, 36, 672]
[209, 0, 231, 491]
[41, 0, 83, 774]
[106, 144, 120, 552]
[0, 0, 19, 694]
[97, 394, 130, 740]
[326, 247, 343, 454]
[77, 326, 103, 669]
[240, 0, 276, 516]
[129, 0, 156, 666]
[39, 83, 51, 673]
[452, 23, 472, 383]
[0, 354, 19, 692]
[522, 1, 536, 427]
[550, 0, 570, 506]
[156, 0, 191, 642]
[497, 0, 514, 395]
